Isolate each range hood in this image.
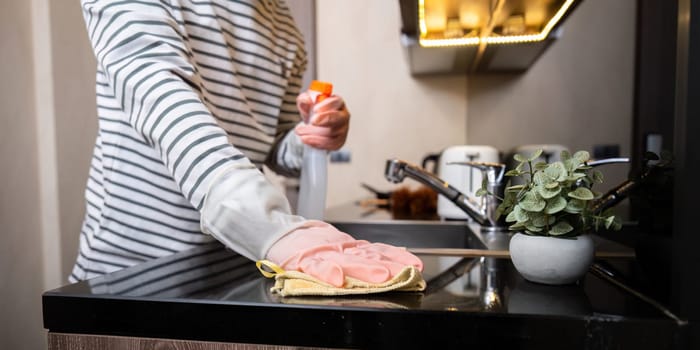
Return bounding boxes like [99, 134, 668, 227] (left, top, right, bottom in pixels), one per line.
[399, 0, 582, 75]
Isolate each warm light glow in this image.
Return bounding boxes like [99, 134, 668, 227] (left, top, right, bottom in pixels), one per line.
[424, 0, 448, 32]
[483, 33, 544, 44]
[418, 0, 428, 37]
[484, 0, 574, 45]
[525, 7, 547, 27]
[419, 37, 480, 48]
[418, 0, 576, 47]
[459, 1, 487, 28]
[459, 12, 480, 28]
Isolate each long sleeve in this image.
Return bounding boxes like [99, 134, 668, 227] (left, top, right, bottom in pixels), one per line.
[83, 1, 244, 209]
[72, 0, 309, 281]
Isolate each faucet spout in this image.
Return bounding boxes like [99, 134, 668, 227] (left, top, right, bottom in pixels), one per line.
[385, 159, 506, 228]
[587, 157, 675, 215]
[587, 157, 630, 168]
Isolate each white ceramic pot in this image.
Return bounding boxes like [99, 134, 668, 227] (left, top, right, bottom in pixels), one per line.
[509, 233, 594, 285]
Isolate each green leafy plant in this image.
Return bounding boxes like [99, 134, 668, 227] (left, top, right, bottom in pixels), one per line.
[479, 149, 622, 237]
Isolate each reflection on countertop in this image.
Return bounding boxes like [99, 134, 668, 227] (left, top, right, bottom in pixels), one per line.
[45, 240, 685, 348]
[42, 201, 686, 349]
[49, 240, 672, 318]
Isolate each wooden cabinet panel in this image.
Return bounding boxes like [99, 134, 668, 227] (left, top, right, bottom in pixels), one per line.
[48, 333, 340, 350]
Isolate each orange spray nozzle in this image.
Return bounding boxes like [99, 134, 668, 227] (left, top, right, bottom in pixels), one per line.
[309, 80, 333, 103]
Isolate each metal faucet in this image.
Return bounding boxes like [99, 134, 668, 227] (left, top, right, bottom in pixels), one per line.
[384, 156, 632, 229]
[385, 159, 507, 229]
[584, 157, 641, 215]
[587, 157, 630, 168]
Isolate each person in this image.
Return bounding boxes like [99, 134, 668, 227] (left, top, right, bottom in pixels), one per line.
[71, 0, 422, 287]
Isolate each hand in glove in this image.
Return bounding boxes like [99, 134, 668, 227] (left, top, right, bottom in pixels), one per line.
[266, 221, 424, 287]
[200, 163, 423, 288]
[295, 92, 350, 151]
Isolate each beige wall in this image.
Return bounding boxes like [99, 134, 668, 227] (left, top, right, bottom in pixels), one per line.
[1, 1, 95, 347]
[320, 0, 636, 206]
[1, 1, 47, 349]
[467, 0, 636, 191]
[318, 0, 468, 207]
[50, 1, 97, 281]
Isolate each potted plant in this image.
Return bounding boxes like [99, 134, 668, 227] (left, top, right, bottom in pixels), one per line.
[479, 149, 621, 285]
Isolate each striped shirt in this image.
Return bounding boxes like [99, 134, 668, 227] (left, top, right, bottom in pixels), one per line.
[71, 0, 306, 282]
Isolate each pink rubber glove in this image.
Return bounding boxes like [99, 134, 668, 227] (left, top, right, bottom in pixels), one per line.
[295, 93, 350, 151]
[266, 221, 424, 287]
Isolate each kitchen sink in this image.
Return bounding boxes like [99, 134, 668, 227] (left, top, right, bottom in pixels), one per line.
[329, 220, 503, 250]
[328, 220, 511, 294]
[328, 219, 635, 261]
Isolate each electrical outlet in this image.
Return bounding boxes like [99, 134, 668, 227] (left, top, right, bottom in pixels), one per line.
[329, 149, 351, 163]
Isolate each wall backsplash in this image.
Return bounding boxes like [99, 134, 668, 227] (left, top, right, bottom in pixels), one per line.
[467, 0, 635, 195]
[318, 0, 468, 208]
[320, 0, 635, 208]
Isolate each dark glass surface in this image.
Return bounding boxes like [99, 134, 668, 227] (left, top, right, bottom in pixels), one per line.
[44, 241, 685, 349]
[44, 243, 670, 316]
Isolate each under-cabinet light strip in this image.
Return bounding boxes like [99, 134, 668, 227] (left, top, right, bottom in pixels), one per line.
[418, 0, 575, 47]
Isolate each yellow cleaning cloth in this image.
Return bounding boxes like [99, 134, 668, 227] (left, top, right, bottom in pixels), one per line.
[256, 260, 426, 297]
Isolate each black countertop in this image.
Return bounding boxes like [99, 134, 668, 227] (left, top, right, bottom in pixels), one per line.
[43, 205, 688, 349]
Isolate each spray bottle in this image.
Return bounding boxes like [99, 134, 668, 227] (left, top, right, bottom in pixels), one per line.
[297, 80, 333, 220]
